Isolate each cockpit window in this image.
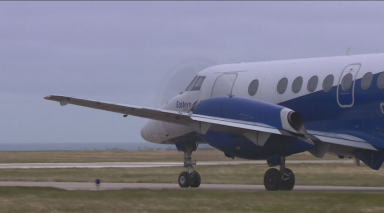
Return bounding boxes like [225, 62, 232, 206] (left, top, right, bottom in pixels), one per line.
[185, 76, 198, 91]
[191, 76, 206, 91]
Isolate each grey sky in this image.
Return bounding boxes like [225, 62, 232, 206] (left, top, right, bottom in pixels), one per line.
[1, 1, 384, 144]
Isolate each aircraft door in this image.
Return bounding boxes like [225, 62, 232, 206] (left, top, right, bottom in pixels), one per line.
[211, 73, 237, 97]
[337, 63, 361, 107]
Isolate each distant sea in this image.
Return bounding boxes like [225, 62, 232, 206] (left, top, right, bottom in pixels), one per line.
[0, 142, 213, 151]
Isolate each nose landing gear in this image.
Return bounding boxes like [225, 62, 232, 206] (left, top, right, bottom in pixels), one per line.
[264, 156, 295, 191]
[179, 171, 201, 188]
[177, 143, 201, 188]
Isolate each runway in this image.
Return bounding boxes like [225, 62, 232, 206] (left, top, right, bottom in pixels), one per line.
[0, 160, 354, 169]
[0, 181, 383, 192]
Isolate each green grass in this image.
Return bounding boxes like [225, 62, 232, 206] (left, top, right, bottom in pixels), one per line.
[0, 186, 383, 213]
[0, 149, 234, 163]
[1, 163, 383, 186]
[0, 150, 340, 163]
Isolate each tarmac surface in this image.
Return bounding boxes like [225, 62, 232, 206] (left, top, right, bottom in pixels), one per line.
[0, 160, 354, 169]
[0, 181, 383, 192]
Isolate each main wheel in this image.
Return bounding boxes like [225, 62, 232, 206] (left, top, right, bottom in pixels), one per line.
[190, 171, 201, 188]
[264, 168, 282, 191]
[280, 168, 295, 191]
[178, 172, 191, 188]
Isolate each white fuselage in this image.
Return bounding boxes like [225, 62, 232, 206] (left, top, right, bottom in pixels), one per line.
[141, 53, 384, 144]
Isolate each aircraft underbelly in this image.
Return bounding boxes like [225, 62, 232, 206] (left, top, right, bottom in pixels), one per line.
[198, 131, 313, 160]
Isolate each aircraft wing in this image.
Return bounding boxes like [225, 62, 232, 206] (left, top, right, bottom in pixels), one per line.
[45, 94, 193, 125]
[44, 95, 281, 135]
[44, 95, 377, 152]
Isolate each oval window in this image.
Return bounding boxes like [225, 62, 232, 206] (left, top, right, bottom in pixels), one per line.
[248, 79, 259, 96]
[377, 72, 384, 89]
[341, 73, 353, 91]
[277, 78, 288, 94]
[307, 76, 318, 92]
[361, 72, 373, 90]
[292, 77, 303, 93]
[322, 75, 334, 92]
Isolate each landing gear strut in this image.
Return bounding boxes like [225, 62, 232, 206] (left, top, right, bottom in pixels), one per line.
[264, 156, 295, 191]
[178, 143, 201, 188]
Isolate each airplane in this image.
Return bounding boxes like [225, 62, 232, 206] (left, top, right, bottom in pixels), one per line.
[45, 53, 384, 191]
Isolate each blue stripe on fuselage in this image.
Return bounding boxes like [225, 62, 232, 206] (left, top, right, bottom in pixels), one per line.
[280, 72, 384, 148]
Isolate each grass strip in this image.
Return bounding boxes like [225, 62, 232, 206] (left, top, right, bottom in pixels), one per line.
[0, 186, 383, 213]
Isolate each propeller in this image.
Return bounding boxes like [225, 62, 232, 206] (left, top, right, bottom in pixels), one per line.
[156, 58, 216, 107]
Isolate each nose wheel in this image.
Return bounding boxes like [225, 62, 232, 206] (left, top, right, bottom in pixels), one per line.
[178, 171, 201, 188]
[178, 172, 190, 187]
[177, 143, 201, 188]
[264, 157, 295, 191]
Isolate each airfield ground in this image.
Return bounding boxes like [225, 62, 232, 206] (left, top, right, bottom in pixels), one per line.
[0, 149, 337, 163]
[0, 150, 383, 212]
[0, 150, 382, 186]
[0, 163, 383, 186]
[0, 187, 383, 213]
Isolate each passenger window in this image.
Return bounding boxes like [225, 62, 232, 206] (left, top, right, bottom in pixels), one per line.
[377, 72, 384, 89]
[191, 77, 206, 91]
[185, 76, 198, 91]
[292, 77, 303, 93]
[341, 73, 353, 91]
[307, 76, 318, 92]
[361, 72, 373, 90]
[277, 78, 288, 94]
[322, 75, 334, 92]
[248, 79, 259, 96]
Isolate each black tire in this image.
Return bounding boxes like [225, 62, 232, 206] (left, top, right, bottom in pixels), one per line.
[190, 171, 201, 188]
[280, 168, 295, 191]
[264, 168, 282, 191]
[178, 172, 190, 188]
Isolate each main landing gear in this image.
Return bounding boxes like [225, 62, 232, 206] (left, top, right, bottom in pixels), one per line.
[178, 143, 201, 188]
[264, 156, 295, 191]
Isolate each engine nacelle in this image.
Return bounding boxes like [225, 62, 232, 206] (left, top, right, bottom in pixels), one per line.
[193, 95, 304, 133]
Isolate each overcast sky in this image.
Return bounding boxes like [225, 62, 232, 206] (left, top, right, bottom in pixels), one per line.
[2, 1, 384, 144]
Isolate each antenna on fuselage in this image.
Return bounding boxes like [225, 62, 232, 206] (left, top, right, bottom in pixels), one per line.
[346, 47, 352, 56]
